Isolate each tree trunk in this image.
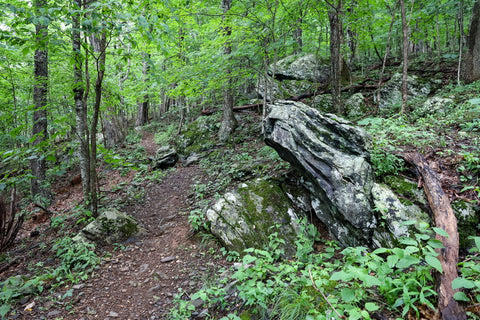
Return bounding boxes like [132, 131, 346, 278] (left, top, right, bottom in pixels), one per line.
[293, 17, 303, 53]
[30, 0, 50, 202]
[218, 0, 237, 142]
[88, 31, 107, 218]
[404, 153, 467, 320]
[327, 0, 344, 115]
[135, 54, 150, 127]
[102, 107, 127, 149]
[375, 0, 399, 114]
[461, 0, 480, 84]
[400, 0, 409, 113]
[72, 0, 91, 201]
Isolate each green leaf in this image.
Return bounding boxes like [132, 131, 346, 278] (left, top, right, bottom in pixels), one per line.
[0, 304, 10, 318]
[427, 239, 444, 249]
[399, 238, 417, 246]
[22, 46, 31, 55]
[341, 288, 356, 302]
[138, 16, 149, 29]
[470, 236, 480, 251]
[372, 247, 389, 254]
[387, 255, 399, 268]
[404, 246, 419, 255]
[452, 277, 476, 290]
[415, 233, 430, 241]
[365, 302, 380, 311]
[396, 255, 420, 269]
[425, 255, 443, 273]
[468, 98, 480, 106]
[331, 270, 352, 281]
[359, 273, 383, 287]
[453, 291, 470, 302]
[433, 227, 449, 237]
[400, 220, 417, 226]
[242, 254, 256, 264]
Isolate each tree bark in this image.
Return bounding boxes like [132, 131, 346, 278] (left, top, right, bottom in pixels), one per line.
[461, 0, 480, 84]
[400, 0, 409, 113]
[375, 0, 399, 114]
[293, 16, 303, 53]
[30, 0, 50, 202]
[218, 0, 237, 142]
[88, 31, 107, 218]
[72, 0, 91, 201]
[404, 153, 466, 320]
[135, 54, 150, 127]
[327, 0, 344, 115]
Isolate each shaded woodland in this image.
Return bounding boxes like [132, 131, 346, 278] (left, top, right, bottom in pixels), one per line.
[1, 0, 480, 319]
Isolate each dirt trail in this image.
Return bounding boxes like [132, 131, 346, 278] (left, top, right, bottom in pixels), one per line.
[58, 165, 226, 320]
[7, 133, 228, 320]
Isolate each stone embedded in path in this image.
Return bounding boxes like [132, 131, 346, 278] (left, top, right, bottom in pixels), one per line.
[73, 208, 144, 246]
[161, 256, 176, 263]
[153, 146, 178, 169]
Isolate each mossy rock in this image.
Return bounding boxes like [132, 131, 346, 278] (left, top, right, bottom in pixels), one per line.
[372, 183, 431, 248]
[206, 179, 303, 257]
[75, 209, 144, 246]
[383, 175, 427, 208]
[177, 114, 221, 155]
[452, 200, 480, 249]
[384, 176, 479, 250]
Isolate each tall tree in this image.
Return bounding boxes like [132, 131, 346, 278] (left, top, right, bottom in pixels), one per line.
[326, 0, 344, 115]
[30, 0, 50, 202]
[88, 29, 107, 217]
[72, 0, 91, 210]
[135, 53, 150, 127]
[218, 0, 238, 142]
[399, 0, 409, 113]
[461, 0, 480, 83]
[72, 0, 109, 217]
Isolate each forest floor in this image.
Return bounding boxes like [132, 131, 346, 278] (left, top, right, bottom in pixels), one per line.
[1, 132, 231, 320]
[1, 105, 479, 319]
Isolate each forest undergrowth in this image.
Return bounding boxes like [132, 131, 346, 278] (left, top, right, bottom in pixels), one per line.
[1, 61, 480, 320]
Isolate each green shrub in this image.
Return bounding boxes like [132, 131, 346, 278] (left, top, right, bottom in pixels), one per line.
[169, 221, 447, 319]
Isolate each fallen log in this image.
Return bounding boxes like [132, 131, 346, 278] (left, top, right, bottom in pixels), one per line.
[404, 152, 466, 320]
[232, 78, 392, 111]
[232, 103, 263, 111]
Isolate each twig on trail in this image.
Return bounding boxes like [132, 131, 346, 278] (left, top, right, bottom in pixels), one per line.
[308, 266, 346, 319]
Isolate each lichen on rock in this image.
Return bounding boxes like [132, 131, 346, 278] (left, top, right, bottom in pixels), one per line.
[206, 179, 303, 257]
[73, 208, 145, 246]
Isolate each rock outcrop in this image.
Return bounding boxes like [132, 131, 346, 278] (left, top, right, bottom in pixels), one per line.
[264, 100, 376, 246]
[256, 54, 350, 101]
[205, 179, 302, 256]
[262, 100, 440, 247]
[375, 73, 431, 110]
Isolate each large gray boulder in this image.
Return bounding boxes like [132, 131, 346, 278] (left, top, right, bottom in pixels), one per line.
[271, 54, 331, 83]
[264, 100, 376, 246]
[205, 179, 302, 256]
[376, 73, 431, 110]
[256, 54, 350, 101]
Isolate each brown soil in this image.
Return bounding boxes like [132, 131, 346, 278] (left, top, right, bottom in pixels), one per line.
[1, 133, 230, 320]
